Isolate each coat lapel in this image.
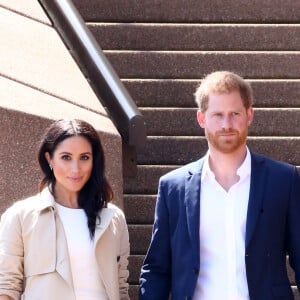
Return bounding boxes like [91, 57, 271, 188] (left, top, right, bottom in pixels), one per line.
[185, 160, 203, 256]
[93, 207, 115, 247]
[55, 216, 74, 289]
[245, 153, 267, 247]
[38, 188, 74, 288]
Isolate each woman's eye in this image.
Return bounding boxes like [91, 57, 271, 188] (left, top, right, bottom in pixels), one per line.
[61, 155, 71, 160]
[80, 155, 90, 161]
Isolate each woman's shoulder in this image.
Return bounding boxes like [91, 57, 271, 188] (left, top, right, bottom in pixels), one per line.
[107, 202, 123, 212]
[2, 189, 54, 219]
[106, 203, 127, 224]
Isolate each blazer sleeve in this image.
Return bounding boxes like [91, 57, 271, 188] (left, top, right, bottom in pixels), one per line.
[286, 166, 300, 292]
[139, 178, 172, 299]
[0, 205, 24, 300]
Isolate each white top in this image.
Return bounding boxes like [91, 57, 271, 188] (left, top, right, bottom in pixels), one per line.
[193, 149, 251, 300]
[56, 203, 108, 300]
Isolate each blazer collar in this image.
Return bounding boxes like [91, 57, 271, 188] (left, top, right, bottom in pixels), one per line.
[245, 152, 267, 247]
[185, 152, 267, 250]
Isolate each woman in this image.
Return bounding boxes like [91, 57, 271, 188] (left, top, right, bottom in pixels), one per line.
[0, 119, 130, 300]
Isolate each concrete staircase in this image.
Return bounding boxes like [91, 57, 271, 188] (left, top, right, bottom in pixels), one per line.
[73, 1, 300, 299]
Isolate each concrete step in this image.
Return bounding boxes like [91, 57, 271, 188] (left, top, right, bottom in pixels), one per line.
[129, 225, 152, 254]
[124, 195, 156, 224]
[74, 0, 300, 23]
[136, 137, 300, 165]
[125, 163, 300, 196]
[123, 79, 300, 108]
[124, 165, 176, 194]
[128, 255, 143, 284]
[128, 285, 138, 300]
[89, 24, 300, 51]
[106, 51, 300, 79]
[140, 108, 300, 136]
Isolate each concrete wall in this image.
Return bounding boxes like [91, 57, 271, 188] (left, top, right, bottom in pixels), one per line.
[0, 1, 123, 212]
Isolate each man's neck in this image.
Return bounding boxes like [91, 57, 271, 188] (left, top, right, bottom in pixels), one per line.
[208, 146, 247, 191]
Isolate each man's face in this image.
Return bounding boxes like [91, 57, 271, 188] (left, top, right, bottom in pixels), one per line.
[197, 91, 253, 154]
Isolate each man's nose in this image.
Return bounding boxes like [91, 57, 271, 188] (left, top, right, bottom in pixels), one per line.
[221, 115, 232, 129]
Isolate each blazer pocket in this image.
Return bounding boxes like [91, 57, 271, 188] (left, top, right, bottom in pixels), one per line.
[272, 285, 293, 298]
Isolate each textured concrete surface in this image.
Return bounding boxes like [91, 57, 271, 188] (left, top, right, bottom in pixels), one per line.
[0, 2, 123, 211]
[1, 6, 106, 114]
[90, 24, 300, 51]
[123, 80, 300, 108]
[73, 0, 300, 23]
[140, 108, 300, 136]
[0, 0, 50, 24]
[106, 52, 300, 79]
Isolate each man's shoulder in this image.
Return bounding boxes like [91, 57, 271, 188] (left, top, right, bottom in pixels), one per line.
[160, 158, 204, 182]
[251, 151, 297, 173]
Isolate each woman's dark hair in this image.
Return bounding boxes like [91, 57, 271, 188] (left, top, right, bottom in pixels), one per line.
[38, 119, 113, 239]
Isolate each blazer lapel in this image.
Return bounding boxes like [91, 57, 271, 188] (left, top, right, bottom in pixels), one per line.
[245, 153, 267, 247]
[185, 160, 203, 256]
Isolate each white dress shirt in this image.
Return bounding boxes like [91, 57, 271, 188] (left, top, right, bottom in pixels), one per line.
[193, 148, 251, 300]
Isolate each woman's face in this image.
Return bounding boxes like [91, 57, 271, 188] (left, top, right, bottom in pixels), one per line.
[46, 136, 93, 198]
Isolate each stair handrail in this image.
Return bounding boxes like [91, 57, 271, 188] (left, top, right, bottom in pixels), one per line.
[38, 0, 146, 150]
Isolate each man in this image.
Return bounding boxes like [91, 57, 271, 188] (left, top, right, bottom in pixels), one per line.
[139, 71, 300, 299]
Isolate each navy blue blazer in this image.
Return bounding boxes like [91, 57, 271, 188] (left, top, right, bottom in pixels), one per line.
[139, 152, 300, 300]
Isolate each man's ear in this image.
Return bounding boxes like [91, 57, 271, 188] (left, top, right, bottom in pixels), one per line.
[197, 110, 205, 128]
[247, 107, 254, 126]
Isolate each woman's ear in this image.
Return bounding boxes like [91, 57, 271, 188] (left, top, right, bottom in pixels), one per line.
[45, 152, 51, 164]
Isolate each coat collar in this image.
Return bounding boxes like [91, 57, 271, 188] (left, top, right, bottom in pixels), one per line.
[35, 187, 116, 288]
[37, 187, 116, 244]
[36, 187, 56, 212]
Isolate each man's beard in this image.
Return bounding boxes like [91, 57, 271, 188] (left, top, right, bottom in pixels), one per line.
[206, 128, 248, 154]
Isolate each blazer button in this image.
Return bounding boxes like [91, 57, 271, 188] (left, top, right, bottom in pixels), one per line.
[193, 267, 199, 274]
[185, 297, 192, 300]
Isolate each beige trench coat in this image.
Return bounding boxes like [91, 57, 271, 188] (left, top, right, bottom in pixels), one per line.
[0, 188, 130, 300]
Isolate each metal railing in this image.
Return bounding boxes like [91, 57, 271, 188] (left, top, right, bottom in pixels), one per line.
[38, 0, 147, 152]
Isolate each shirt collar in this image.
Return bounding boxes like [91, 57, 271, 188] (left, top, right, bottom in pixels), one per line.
[201, 147, 251, 182]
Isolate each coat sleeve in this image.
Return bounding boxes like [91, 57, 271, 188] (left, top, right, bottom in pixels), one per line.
[0, 205, 24, 300]
[287, 166, 300, 293]
[139, 178, 172, 299]
[117, 209, 130, 300]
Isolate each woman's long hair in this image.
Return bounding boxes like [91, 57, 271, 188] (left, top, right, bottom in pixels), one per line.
[38, 119, 113, 239]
